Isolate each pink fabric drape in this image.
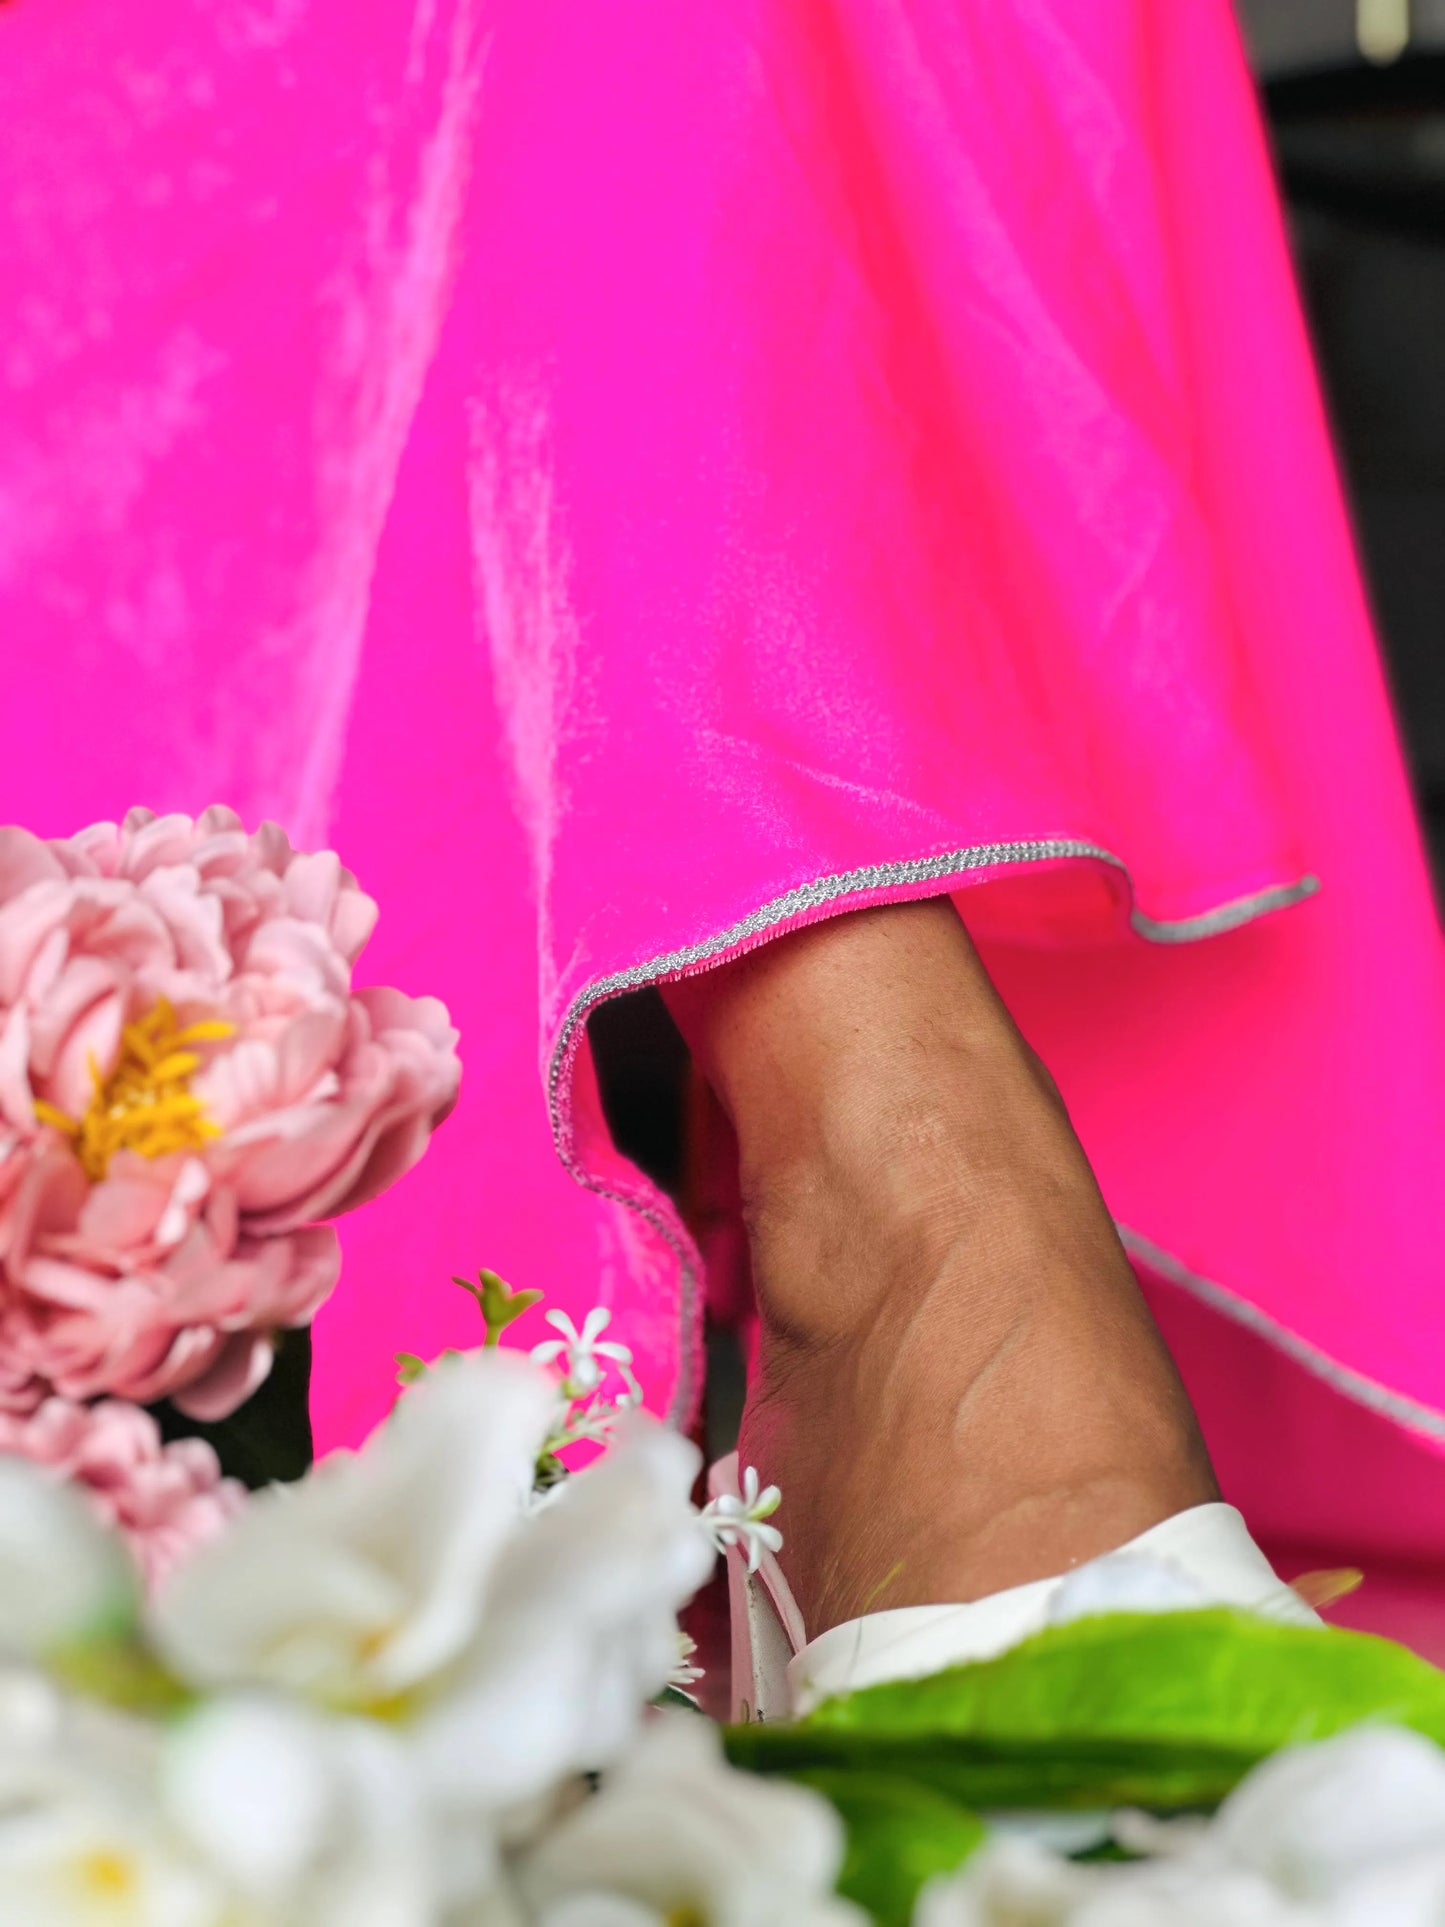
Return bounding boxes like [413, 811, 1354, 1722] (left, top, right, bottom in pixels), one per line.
[4, 0, 1445, 1571]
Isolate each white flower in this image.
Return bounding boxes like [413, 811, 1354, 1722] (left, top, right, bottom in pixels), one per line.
[914, 1835, 1088, 1927]
[0, 1678, 228, 1927]
[914, 1834, 1299, 1926]
[150, 1351, 556, 1711]
[1210, 1725, 1445, 1907]
[160, 1694, 440, 1927]
[1070, 1858, 1305, 1925]
[0, 1458, 139, 1664]
[0, 1676, 453, 1926]
[513, 1712, 865, 1926]
[917, 1727, 1445, 1927]
[699, 1466, 783, 1574]
[412, 1414, 713, 1817]
[530, 1309, 638, 1403]
[149, 1351, 712, 1832]
[541, 1397, 620, 1461]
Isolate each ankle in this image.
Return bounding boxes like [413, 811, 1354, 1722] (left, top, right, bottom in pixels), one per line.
[737, 1210, 1219, 1631]
[742, 1324, 1218, 1632]
[791, 1466, 1218, 1633]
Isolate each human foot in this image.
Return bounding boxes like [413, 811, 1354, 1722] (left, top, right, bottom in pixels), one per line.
[665, 899, 1218, 1636]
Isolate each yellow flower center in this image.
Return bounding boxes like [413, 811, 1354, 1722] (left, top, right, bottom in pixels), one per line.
[74, 1847, 136, 1898]
[34, 998, 235, 1180]
[666, 1910, 707, 1927]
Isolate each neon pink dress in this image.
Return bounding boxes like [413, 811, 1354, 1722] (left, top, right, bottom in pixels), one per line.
[3, 2, 1444, 1594]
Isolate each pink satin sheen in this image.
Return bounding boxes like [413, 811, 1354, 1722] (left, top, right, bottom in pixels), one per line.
[3, 4, 1445, 1567]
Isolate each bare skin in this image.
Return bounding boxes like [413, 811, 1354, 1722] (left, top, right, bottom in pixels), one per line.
[663, 897, 1217, 1636]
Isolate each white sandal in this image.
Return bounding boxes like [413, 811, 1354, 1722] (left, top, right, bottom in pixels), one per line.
[707, 1453, 1320, 1722]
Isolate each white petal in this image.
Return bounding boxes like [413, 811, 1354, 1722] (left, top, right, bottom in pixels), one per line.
[539, 1898, 658, 1927]
[162, 1694, 440, 1926]
[1329, 1850, 1445, 1927]
[915, 1836, 1090, 1927]
[162, 1696, 332, 1901]
[151, 1352, 557, 1705]
[0, 1692, 225, 1927]
[1214, 1725, 1445, 1900]
[518, 1713, 861, 1925]
[0, 1457, 139, 1660]
[415, 1418, 711, 1815]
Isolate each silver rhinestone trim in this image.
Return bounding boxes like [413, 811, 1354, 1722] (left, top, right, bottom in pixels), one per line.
[1131, 876, 1320, 942]
[1122, 1224, 1445, 1439]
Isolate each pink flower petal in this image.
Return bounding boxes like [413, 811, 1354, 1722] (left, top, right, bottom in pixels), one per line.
[0, 1393, 245, 1587]
[0, 828, 66, 902]
[42, 984, 125, 1121]
[26, 953, 120, 1074]
[0, 881, 73, 1005]
[0, 1006, 35, 1130]
[171, 1332, 274, 1422]
[0, 810, 453, 1418]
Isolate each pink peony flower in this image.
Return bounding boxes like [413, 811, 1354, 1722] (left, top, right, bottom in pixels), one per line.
[0, 1395, 246, 1588]
[0, 806, 460, 1418]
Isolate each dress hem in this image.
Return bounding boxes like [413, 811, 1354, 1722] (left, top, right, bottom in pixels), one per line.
[1123, 1226, 1445, 1442]
[543, 837, 1326, 1429]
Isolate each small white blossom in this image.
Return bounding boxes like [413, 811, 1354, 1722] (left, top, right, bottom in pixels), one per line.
[699, 1466, 783, 1574]
[542, 1398, 620, 1459]
[530, 1309, 637, 1403]
[667, 1633, 704, 1694]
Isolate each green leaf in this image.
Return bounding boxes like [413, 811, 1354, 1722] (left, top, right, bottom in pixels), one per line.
[794, 1770, 984, 1926]
[726, 1610, 1445, 1815]
[453, 1269, 544, 1347]
[654, 1685, 705, 1714]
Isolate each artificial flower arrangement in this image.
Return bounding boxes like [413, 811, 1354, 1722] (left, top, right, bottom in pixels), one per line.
[5, 810, 1445, 1924]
